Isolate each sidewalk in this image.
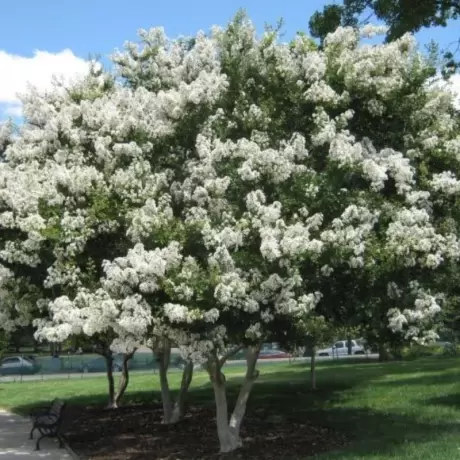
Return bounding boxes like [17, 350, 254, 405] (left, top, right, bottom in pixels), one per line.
[0, 410, 71, 459]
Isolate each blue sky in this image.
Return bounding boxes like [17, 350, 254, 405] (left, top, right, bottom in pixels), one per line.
[1, 0, 459, 120]
[2, 0, 459, 57]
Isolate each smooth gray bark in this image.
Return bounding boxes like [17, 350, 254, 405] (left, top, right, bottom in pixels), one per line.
[207, 345, 260, 453]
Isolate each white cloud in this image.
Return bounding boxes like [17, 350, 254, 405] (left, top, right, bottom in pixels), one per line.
[0, 49, 91, 118]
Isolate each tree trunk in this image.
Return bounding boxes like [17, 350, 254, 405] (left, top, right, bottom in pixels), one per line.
[114, 352, 134, 407]
[347, 334, 352, 356]
[157, 345, 173, 423]
[208, 345, 260, 453]
[105, 354, 117, 409]
[378, 342, 390, 362]
[154, 340, 194, 424]
[170, 361, 194, 424]
[310, 347, 317, 390]
[212, 378, 243, 453]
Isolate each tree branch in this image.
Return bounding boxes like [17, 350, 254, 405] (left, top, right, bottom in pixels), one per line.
[218, 345, 244, 367]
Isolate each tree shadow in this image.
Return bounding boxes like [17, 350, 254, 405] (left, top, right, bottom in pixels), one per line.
[307, 408, 460, 459]
[425, 393, 460, 410]
[9, 357, 456, 416]
[78, 408, 460, 459]
[8, 357, 460, 459]
[12, 380, 459, 460]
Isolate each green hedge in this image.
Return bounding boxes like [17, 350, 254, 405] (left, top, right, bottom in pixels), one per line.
[402, 344, 445, 360]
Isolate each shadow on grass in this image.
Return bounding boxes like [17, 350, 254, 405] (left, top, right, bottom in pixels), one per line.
[307, 409, 460, 459]
[71, 408, 460, 460]
[425, 393, 460, 410]
[9, 357, 456, 415]
[12, 378, 459, 459]
[9, 357, 460, 459]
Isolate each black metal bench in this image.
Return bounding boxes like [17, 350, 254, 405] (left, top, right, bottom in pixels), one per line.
[29, 398, 66, 451]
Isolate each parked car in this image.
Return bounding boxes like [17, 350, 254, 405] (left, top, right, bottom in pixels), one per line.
[316, 340, 365, 357]
[0, 356, 41, 375]
[258, 349, 291, 359]
[79, 355, 125, 373]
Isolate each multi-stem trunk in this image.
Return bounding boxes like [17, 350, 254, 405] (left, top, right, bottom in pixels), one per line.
[114, 351, 135, 407]
[208, 345, 260, 453]
[155, 341, 194, 424]
[170, 360, 194, 423]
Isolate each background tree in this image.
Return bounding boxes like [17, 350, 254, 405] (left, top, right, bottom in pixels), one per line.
[310, 0, 460, 77]
[282, 314, 336, 389]
[310, 0, 460, 42]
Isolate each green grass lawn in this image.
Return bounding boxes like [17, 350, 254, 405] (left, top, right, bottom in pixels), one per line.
[1, 357, 460, 459]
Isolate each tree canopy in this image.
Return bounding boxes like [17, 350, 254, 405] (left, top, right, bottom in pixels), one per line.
[1, 13, 460, 453]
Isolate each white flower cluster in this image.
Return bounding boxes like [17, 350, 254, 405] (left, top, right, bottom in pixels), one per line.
[0, 264, 37, 332]
[388, 282, 442, 344]
[102, 242, 183, 296]
[430, 171, 460, 195]
[34, 289, 151, 353]
[386, 207, 460, 268]
[0, 120, 14, 153]
[320, 205, 380, 268]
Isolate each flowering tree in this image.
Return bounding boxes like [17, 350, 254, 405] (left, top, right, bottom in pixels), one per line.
[1, 12, 460, 454]
[100, 242, 197, 421]
[0, 119, 54, 337]
[35, 292, 140, 408]
[281, 23, 460, 357]
[103, 15, 460, 452]
[0, 69, 146, 407]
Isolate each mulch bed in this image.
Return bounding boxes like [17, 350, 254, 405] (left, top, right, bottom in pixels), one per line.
[63, 404, 348, 459]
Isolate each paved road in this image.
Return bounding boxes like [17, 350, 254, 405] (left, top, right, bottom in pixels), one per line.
[0, 354, 379, 383]
[0, 410, 71, 459]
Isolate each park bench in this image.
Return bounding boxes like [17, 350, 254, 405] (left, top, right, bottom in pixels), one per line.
[29, 398, 66, 451]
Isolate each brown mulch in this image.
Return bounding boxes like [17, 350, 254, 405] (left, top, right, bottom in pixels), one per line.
[63, 404, 348, 460]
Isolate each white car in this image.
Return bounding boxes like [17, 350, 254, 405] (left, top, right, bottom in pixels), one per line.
[0, 356, 38, 375]
[317, 340, 365, 357]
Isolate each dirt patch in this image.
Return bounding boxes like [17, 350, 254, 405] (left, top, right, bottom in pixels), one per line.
[63, 404, 348, 459]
